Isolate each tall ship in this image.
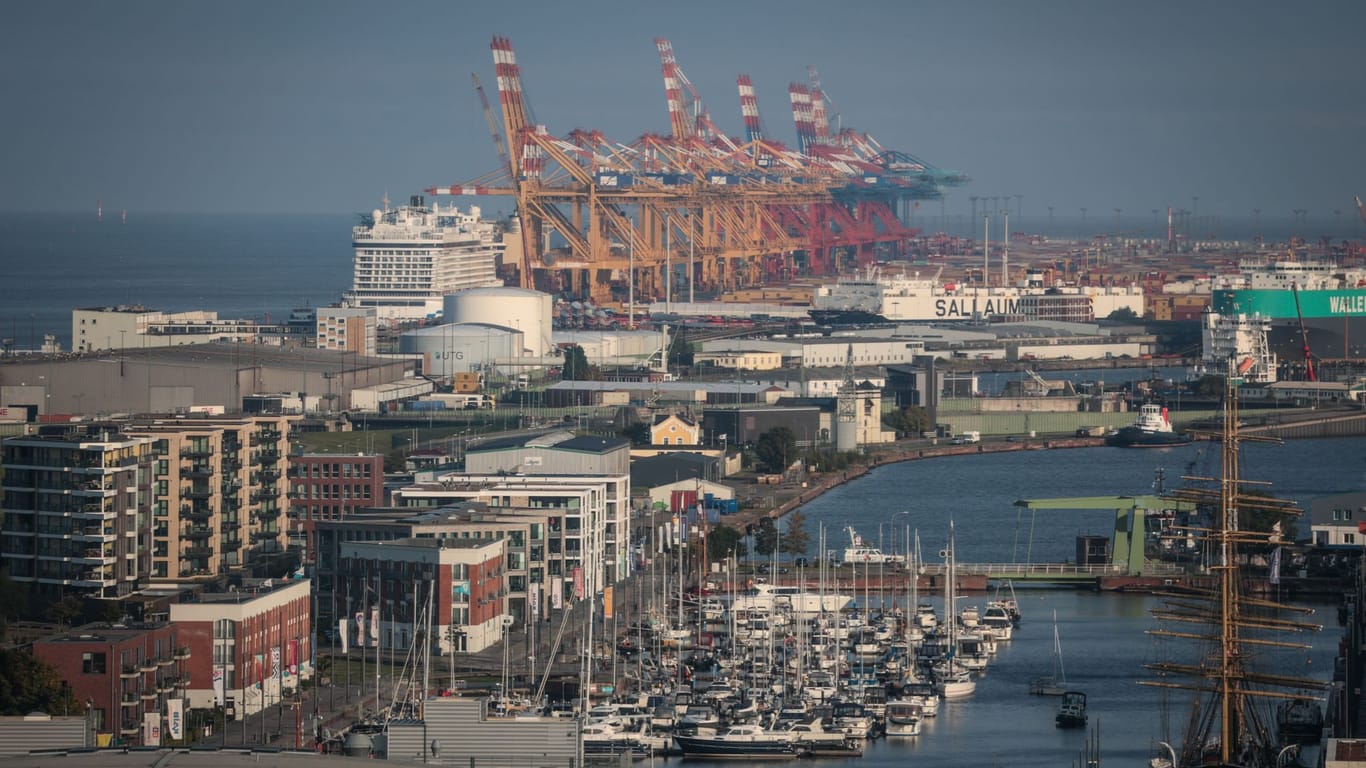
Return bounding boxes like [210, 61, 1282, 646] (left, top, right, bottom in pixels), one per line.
[1143, 360, 1325, 767]
[809, 266, 1144, 325]
[343, 195, 504, 324]
[1209, 258, 1366, 361]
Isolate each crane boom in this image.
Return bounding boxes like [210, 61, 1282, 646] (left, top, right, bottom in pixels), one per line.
[472, 73, 512, 180]
[1291, 282, 1316, 381]
[1356, 195, 1366, 228]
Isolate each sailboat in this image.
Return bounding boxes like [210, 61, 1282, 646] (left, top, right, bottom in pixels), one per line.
[1141, 357, 1327, 768]
[937, 521, 976, 699]
[1029, 610, 1069, 696]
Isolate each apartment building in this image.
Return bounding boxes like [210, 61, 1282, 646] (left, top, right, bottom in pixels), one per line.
[338, 537, 505, 654]
[124, 415, 298, 580]
[0, 428, 153, 600]
[317, 503, 567, 631]
[286, 453, 385, 562]
[169, 579, 312, 717]
[33, 622, 190, 746]
[392, 473, 629, 613]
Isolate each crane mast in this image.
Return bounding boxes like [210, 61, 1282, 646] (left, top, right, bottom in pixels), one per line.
[1291, 282, 1317, 382]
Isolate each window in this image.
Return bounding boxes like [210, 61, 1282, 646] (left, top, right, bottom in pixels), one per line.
[82, 651, 107, 674]
[1346, 533, 1357, 545]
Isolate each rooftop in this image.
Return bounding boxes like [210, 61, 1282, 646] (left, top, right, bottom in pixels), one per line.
[470, 430, 629, 454]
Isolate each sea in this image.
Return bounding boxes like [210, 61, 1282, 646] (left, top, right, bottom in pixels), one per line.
[0, 212, 353, 351]
[1, 210, 1350, 353]
[732, 437, 1363, 767]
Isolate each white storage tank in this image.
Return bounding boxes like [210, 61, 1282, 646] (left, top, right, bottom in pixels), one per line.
[444, 287, 551, 357]
[398, 323, 522, 377]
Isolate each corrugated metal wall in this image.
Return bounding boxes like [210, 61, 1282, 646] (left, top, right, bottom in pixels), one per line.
[0, 717, 88, 756]
[386, 698, 576, 767]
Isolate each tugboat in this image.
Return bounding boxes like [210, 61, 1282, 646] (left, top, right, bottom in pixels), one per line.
[1105, 403, 1193, 448]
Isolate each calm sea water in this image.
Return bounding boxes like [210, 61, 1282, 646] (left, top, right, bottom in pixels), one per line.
[0, 212, 352, 350]
[0, 211, 1343, 352]
[727, 439, 1361, 765]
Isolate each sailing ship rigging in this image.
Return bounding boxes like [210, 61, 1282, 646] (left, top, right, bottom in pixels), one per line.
[1141, 357, 1326, 768]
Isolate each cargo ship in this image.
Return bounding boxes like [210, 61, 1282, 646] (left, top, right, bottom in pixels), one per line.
[1210, 259, 1366, 361]
[809, 267, 1144, 325]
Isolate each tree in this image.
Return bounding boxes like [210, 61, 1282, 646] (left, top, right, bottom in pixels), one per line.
[883, 406, 930, 437]
[752, 518, 779, 558]
[705, 525, 747, 562]
[780, 509, 810, 557]
[562, 345, 598, 381]
[754, 427, 797, 474]
[620, 422, 650, 446]
[1105, 307, 1140, 323]
[0, 648, 78, 716]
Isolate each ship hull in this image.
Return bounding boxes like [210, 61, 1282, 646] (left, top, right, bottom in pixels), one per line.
[1105, 428, 1193, 448]
[1212, 288, 1366, 360]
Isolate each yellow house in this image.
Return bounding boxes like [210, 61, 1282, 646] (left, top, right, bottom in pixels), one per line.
[650, 413, 701, 446]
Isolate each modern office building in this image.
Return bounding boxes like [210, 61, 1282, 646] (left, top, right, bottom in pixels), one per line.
[315, 306, 378, 356]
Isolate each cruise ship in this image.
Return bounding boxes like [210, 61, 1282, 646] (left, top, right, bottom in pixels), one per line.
[809, 267, 1144, 325]
[343, 195, 505, 324]
[1209, 259, 1366, 362]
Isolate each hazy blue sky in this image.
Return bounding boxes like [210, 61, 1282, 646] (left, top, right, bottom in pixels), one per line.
[4, 0, 1364, 222]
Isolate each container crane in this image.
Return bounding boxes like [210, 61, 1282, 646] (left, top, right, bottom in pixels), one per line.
[1291, 281, 1317, 381]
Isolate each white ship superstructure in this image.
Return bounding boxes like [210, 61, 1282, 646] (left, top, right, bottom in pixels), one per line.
[809, 267, 1143, 324]
[1192, 308, 1277, 383]
[344, 196, 504, 323]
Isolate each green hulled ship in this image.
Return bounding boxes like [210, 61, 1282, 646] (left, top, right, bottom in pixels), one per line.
[1210, 260, 1366, 361]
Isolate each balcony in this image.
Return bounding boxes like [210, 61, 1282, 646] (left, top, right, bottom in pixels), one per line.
[257, 468, 281, 482]
[140, 689, 157, 701]
[182, 486, 213, 499]
[120, 692, 139, 707]
[253, 428, 283, 444]
[254, 449, 282, 465]
[73, 525, 113, 541]
[183, 464, 214, 479]
[250, 529, 279, 543]
[158, 655, 175, 667]
[139, 658, 157, 672]
[120, 721, 140, 736]
[74, 503, 111, 518]
[221, 537, 242, 550]
[251, 507, 278, 522]
[179, 447, 213, 459]
[175, 646, 191, 660]
[120, 664, 138, 679]
[156, 678, 174, 693]
[183, 525, 212, 540]
[222, 457, 243, 473]
[183, 545, 214, 558]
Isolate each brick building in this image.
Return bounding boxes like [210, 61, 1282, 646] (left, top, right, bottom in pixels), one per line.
[169, 578, 312, 717]
[33, 622, 190, 746]
[338, 537, 505, 653]
[286, 453, 384, 561]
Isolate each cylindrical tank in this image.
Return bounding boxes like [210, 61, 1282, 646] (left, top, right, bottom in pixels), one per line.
[444, 287, 551, 357]
[835, 417, 857, 453]
[398, 323, 521, 377]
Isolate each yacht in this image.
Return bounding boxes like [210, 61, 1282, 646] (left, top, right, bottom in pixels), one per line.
[885, 700, 923, 737]
[730, 581, 853, 618]
[673, 723, 800, 759]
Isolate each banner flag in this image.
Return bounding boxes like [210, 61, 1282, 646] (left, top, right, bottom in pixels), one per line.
[212, 668, 224, 706]
[339, 618, 350, 654]
[167, 698, 184, 741]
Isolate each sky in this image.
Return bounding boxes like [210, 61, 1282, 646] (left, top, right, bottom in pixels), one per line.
[4, 0, 1365, 224]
